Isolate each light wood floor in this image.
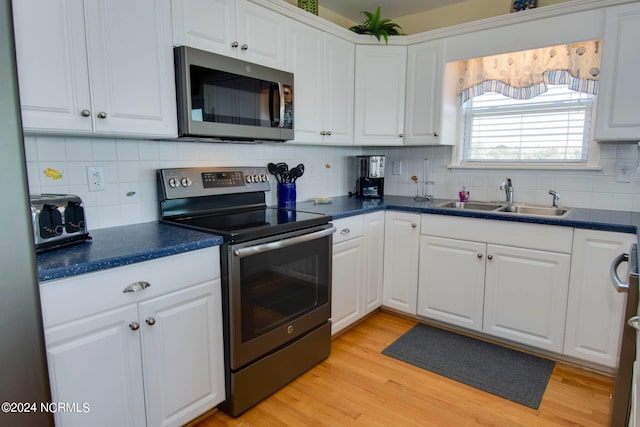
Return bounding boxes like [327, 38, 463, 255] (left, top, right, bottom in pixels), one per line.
[195, 311, 615, 426]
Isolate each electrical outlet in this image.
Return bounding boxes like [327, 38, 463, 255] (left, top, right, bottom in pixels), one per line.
[86, 166, 106, 191]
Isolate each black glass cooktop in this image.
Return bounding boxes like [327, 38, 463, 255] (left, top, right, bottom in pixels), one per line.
[163, 207, 331, 243]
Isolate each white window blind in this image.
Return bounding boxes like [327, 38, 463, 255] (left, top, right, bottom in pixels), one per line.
[462, 85, 595, 163]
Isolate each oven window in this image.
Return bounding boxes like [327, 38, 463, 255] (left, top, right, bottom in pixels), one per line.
[239, 236, 329, 342]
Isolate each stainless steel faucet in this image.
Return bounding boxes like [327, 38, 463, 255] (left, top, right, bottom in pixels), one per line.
[549, 190, 560, 208]
[500, 178, 514, 203]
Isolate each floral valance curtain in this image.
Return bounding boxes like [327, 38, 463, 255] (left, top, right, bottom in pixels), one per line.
[456, 39, 602, 104]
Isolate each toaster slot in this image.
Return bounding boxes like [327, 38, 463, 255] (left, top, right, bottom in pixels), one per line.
[64, 201, 85, 233]
[39, 204, 63, 239]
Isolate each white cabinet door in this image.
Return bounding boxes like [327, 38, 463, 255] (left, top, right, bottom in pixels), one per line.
[286, 21, 354, 145]
[418, 236, 486, 332]
[173, 0, 285, 69]
[595, 2, 640, 140]
[354, 45, 407, 146]
[363, 211, 385, 314]
[321, 33, 355, 145]
[331, 237, 364, 335]
[172, 0, 237, 57]
[405, 39, 448, 146]
[13, 0, 177, 137]
[139, 280, 225, 427]
[564, 229, 635, 367]
[85, 0, 177, 137]
[382, 211, 420, 314]
[483, 244, 570, 353]
[45, 305, 146, 427]
[12, 0, 92, 133]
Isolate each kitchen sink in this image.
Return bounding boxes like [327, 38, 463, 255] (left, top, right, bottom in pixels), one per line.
[437, 200, 571, 217]
[437, 201, 504, 211]
[497, 204, 570, 217]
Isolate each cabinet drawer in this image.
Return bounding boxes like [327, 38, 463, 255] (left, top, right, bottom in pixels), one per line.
[332, 216, 364, 244]
[421, 214, 573, 253]
[40, 247, 220, 328]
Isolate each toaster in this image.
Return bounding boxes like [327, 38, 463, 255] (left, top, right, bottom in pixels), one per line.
[30, 194, 90, 252]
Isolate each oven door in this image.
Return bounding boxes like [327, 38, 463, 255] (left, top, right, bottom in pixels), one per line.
[226, 224, 335, 370]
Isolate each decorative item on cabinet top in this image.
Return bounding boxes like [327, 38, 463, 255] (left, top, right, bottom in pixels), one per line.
[512, 0, 537, 12]
[349, 6, 404, 44]
[298, 0, 318, 15]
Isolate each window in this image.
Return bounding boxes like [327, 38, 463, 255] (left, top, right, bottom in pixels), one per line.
[461, 85, 595, 164]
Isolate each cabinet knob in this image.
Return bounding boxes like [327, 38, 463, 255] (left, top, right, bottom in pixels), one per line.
[240, 44, 248, 51]
[122, 281, 151, 293]
[326, 131, 332, 135]
[80, 109, 91, 117]
[320, 131, 326, 136]
[433, 131, 439, 137]
[477, 253, 483, 259]
[340, 228, 350, 235]
[97, 111, 107, 119]
[399, 133, 404, 138]
[129, 322, 140, 331]
[487, 255, 493, 260]
[231, 41, 239, 48]
[146, 317, 156, 326]
[411, 223, 417, 228]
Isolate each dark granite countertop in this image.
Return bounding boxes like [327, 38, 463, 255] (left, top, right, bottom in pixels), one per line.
[296, 195, 640, 234]
[38, 195, 640, 283]
[37, 222, 223, 282]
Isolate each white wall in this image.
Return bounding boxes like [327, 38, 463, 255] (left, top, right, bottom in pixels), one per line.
[25, 136, 640, 231]
[365, 143, 640, 211]
[24, 136, 361, 230]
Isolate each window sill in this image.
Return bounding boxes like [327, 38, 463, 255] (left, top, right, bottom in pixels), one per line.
[448, 163, 602, 171]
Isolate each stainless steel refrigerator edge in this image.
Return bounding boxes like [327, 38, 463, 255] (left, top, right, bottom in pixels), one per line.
[0, 1, 54, 425]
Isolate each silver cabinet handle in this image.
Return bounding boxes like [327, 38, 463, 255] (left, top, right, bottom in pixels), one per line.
[411, 223, 417, 228]
[240, 44, 248, 50]
[129, 322, 140, 331]
[146, 317, 156, 326]
[487, 255, 493, 260]
[231, 41, 239, 48]
[399, 133, 404, 138]
[433, 131, 439, 136]
[340, 228, 350, 235]
[320, 131, 326, 135]
[122, 281, 151, 293]
[477, 253, 483, 259]
[628, 316, 640, 331]
[610, 253, 630, 292]
[97, 111, 107, 119]
[80, 109, 91, 117]
[326, 131, 332, 135]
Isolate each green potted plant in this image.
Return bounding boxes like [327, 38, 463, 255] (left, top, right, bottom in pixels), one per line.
[349, 6, 404, 44]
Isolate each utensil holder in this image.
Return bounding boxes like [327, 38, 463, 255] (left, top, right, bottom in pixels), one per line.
[277, 182, 296, 209]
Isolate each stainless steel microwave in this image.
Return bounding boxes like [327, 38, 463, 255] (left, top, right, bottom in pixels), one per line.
[174, 46, 294, 142]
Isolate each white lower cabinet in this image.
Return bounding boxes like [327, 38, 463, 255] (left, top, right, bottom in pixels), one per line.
[418, 215, 572, 354]
[331, 212, 384, 335]
[40, 247, 225, 427]
[564, 229, 636, 367]
[418, 236, 486, 332]
[482, 244, 570, 353]
[382, 211, 420, 315]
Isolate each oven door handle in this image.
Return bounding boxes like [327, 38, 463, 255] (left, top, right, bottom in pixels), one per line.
[233, 226, 336, 258]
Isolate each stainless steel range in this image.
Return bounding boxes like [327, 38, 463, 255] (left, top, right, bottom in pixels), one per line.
[157, 166, 335, 416]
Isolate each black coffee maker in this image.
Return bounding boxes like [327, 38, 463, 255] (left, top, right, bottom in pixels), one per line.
[353, 155, 385, 198]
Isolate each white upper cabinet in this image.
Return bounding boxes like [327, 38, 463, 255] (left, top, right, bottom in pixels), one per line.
[354, 45, 407, 146]
[405, 39, 451, 146]
[172, 0, 286, 70]
[595, 2, 640, 141]
[286, 20, 354, 145]
[13, 0, 177, 138]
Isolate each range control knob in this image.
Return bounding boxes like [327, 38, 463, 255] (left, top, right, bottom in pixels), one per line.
[245, 175, 254, 183]
[168, 178, 178, 188]
[252, 174, 259, 183]
[180, 177, 192, 187]
[260, 174, 268, 182]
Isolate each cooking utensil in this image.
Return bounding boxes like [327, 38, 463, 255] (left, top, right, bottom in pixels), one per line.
[267, 162, 280, 183]
[290, 165, 304, 182]
[276, 162, 289, 183]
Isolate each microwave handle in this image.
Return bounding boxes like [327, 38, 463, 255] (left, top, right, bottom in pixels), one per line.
[278, 82, 285, 128]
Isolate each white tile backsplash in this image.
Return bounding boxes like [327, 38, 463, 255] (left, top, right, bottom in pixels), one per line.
[25, 136, 640, 230]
